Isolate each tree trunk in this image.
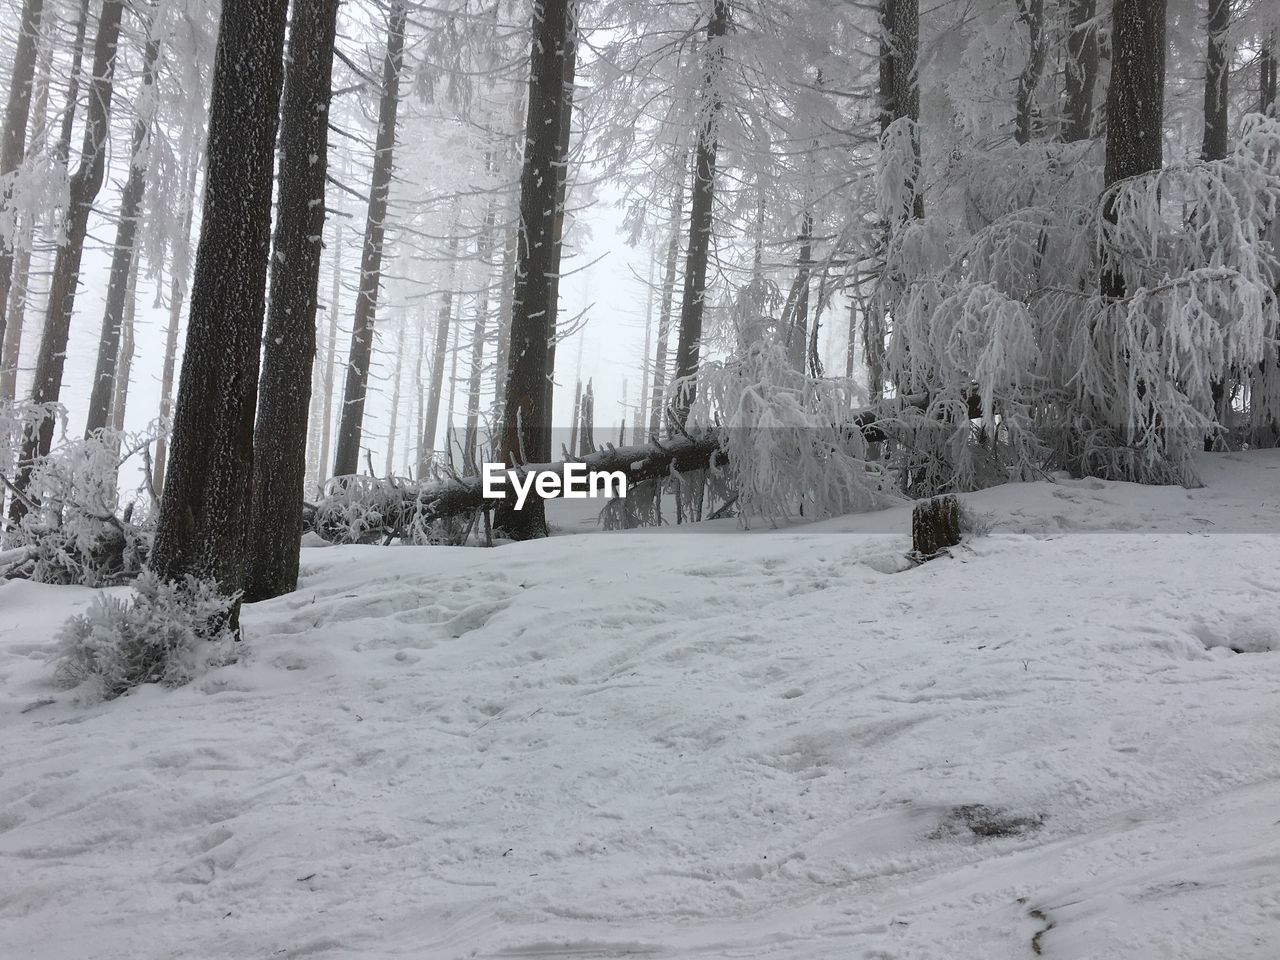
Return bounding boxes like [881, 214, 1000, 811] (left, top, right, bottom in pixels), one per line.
[1014, 0, 1047, 145]
[1062, 0, 1099, 141]
[10, 0, 125, 522]
[1200, 0, 1230, 162]
[316, 218, 342, 486]
[384, 316, 404, 476]
[672, 0, 729, 422]
[493, 0, 578, 539]
[647, 160, 686, 436]
[891, 0, 924, 219]
[109, 254, 140, 435]
[465, 152, 500, 469]
[1101, 0, 1166, 301]
[636, 253, 654, 436]
[784, 210, 813, 370]
[491, 96, 526, 431]
[577, 378, 594, 456]
[1200, 0, 1231, 448]
[420, 228, 459, 469]
[332, 1, 406, 477]
[540, 28, 578, 463]
[152, 151, 200, 495]
[243, 0, 339, 603]
[147, 0, 289, 603]
[1262, 35, 1276, 117]
[0, 0, 46, 349]
[85, 12, 161, 437]
[445, 294, 462, 457]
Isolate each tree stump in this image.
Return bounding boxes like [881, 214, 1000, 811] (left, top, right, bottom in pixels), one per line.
[912, 495, 961, 559]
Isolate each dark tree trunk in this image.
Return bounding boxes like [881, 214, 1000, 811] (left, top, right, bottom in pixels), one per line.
[891, 0, 924, 219]
[420, 229, 459, 469]
[243, 0, 339, 603]
[10, 0, 125, 523]
[1200, 0, 1230, 162]
[784, 210, 813, 370]
[0, 0, 46, 349]
[493, 0, 578, 540]
[672, 0, 729, 422]
[912, 495, 961, 559]
[1262, 35, 1277, 116]
[577, 378, 594, 457]
[1101, 0, 1166, 301]
[153, 151, 200, 495]
[332, 0, 406, 477]
[1014, 0, 1047, 144]
[85, 14, 161, 438]
[147, 0, 289, 602]
[540, 29, 578, 463]
[1062, 0, 1099, 140]
[1200, 0, 1231, 448]
[647, 159, 685, 437]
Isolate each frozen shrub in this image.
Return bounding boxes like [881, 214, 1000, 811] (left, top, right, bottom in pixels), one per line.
[2, 401, 158, 585]
[54, 570, 240, 702]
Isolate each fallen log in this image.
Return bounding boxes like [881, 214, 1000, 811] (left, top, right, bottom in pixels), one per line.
[307, 390, 984, 543]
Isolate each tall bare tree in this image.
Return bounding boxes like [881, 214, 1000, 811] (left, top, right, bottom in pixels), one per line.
[332, 0, 407, 477]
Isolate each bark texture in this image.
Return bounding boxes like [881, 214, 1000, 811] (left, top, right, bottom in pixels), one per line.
[1101, 0, 1166, 301]
[1062, 0, 1099, 140]
[244, 0, 340, 603]
[493, 0, 578, 540]
[1200, 0, 1230, 162]
[148, 0, 290, 600]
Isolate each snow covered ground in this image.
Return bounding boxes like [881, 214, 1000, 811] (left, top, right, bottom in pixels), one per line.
[3, 452, 1280, 959]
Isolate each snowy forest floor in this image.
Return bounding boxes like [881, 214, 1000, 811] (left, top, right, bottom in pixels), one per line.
[3, 452, 1280, 959]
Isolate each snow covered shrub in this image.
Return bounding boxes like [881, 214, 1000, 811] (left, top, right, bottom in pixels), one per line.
[2, 402, 156, 585]
[689, 341, 897, 525]
[879, 115, 1280, 489]
[54, 570, 239, 702]
[311, 475, 404, 544]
